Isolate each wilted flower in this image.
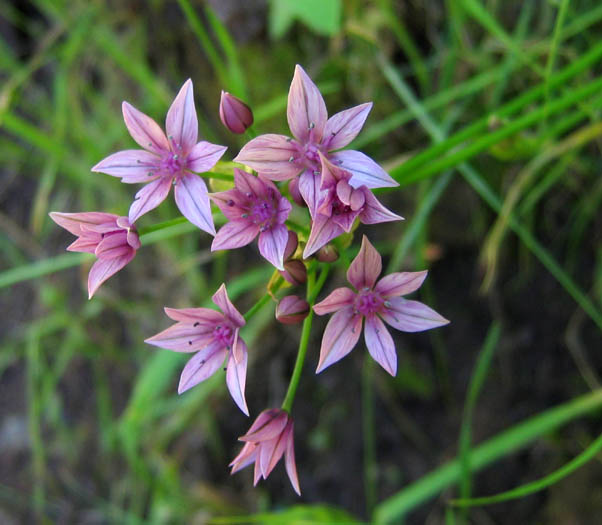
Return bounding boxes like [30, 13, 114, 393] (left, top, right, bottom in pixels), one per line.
[92, 79, 227, 233]
[303, 153, 402, 257]
[234, 64, 398, 215]
[219, 91, 254, 134]
[145, 284, 249, 415]
[230, 408, 300, 495]
[276, 295, 310, 325]
[49, 212, 140, 299]
[313, 236, 449, 375]
[210, 168, 292, 270]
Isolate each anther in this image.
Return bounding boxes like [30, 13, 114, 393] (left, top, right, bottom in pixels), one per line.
[188, 341, 192, 345]
[193, 322, 200, 327]
[227, 199, 235, 206]
[308, 122, 315, 129]
[288, 156, 295, 162]
[241, 213, 249, 219]
[286, 137, 292, 142]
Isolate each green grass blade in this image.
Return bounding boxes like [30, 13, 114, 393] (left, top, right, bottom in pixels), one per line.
[0, 253, 88, 289]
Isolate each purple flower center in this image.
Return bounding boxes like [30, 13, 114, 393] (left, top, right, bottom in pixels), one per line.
[161, 153, 187, 177]
[355, 290, 384, 316]
[242, 189, 279, 231]
[213, 323, 234, 348]
[331, 197, 353, 216]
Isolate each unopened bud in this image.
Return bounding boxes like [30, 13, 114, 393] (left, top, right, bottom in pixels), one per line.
[316, 244, 339, 263]
[279, 259, 307, 286]
[283, 231, 298, 261]
[276, 295, 309, 325]
[219, 91, 254, 134]
[288, 178, 305, 208]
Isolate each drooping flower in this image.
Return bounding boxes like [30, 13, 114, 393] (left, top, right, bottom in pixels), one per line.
[234, 64, 398, 215]
[145, 284, 249, 415]
[49, 211, 140, 299]
[209, 168, 292, 270]
[230, 408, 300, 495]
[303, 153, 402, 257]
[313, 236, 449, 376]
[92, 79, 227, 234]
[220, 91, 254, 134]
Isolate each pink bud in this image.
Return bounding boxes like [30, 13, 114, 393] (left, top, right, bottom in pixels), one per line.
[316, 244, 339, 263]
[219, 91, 254, 134]
[283, 231, 299, 261]
[288, 178, 305, 208]
[279, 259, 307, 286]
[276, 295, 309, 325]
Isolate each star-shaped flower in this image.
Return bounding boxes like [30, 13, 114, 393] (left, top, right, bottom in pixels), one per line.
[209, 169, 292, 270]
[145, 284, 249, 415]
[92, 80, 227, 234]
[313, 236, 449, 375]
[49, 211, 140, 299]
[234, 65, 398, 216]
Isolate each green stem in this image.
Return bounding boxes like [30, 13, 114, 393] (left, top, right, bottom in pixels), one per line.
[243, 292, 272, 322]
[195, 171, 233, 181]
[362, 355, 377, 516]
[137, 217, 188, 236]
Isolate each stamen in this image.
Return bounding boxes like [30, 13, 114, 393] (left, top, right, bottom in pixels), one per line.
[188, 341, 192, 345]
[308, 122, 315, 129]
[193, 322, 200, 327]
[288, 156, 295, 162]
[384, 301, 391, 308]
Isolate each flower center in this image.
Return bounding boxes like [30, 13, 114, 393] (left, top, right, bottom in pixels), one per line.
[213, 324, 234, 347]
[331, 197, 353, 216]
[355, 290, 384, 316]
[161, 153, 187, 177]
[243, 189, 278, 231]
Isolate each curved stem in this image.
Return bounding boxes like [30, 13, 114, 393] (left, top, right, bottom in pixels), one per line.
[243, 292, 272, 322]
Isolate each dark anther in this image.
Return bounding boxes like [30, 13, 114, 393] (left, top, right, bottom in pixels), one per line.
[188, 341, 192, 345]
[193, 322, 200, 327]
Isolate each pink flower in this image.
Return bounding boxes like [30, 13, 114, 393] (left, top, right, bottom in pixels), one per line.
[230, 408, 300, 495]
[313, 236, 449, 376]
[234, 65, 398, 216]
[92, 80, 227, 234]
[303, 153, 402, 257]
[49, 211, 140, 299]
[145, 284, 249, 415]
[209, 168, 292, 270]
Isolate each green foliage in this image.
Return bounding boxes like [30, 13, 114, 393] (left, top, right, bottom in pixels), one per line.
[269, 0, 342, 38]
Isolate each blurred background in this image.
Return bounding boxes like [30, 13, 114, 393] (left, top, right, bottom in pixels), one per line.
[1, 0, 602, 523]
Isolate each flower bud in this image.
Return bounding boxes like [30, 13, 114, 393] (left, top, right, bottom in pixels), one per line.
[283, 231, 299, 261]
[288, 178, 306, 208]
[316, 243, 339, 263]
[219, 91, 254, 134]
[276, 295, 309, 325]
[279, 259, 307, 286]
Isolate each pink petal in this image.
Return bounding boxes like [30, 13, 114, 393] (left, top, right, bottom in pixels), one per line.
[374, 271, 428, 298]
[166, 79, 198, 155]
[337, 179, 365, 211]
[316, 306, 363, 373]
[163, 307, 226, 325]
[67, 236, 100, 253]
[230, 441, 258, 473]
[178, 344, 228, 394]
[364, 315, 397, 376]
[258, 224, 289, 270]
[323, 102, 372, 151]
[313, 287, 355, 315]
[209, 189, 248, 220]
[360, 188, 403, 224]
[212, 220, 258, 251]
[128, 177, 172, 223]
[234, 168, 268, 199]
[94, 232, 130, 260]
[91, 150, 161, 183]
[298, 169, 324, 218]
[347, 235, 382, 291]
[231, 330, 247, 364]
[319, 151, 346, 189]
[226, 350, 249, 416]
[49, 212, 118, 237]
[287, 64, 327, 144]
[284, 422, 301, 495]
[233, 134, 301, 180]
[331, 208, 360, 233]
[276, 194, 292, 225]
[303, 214, 344, 258]
[259, 430, 287, 479]
[241, 409, 288, 442]
[331, 150, 398, 189]
[122, 101, 169, 154]
[186, 141, 227, 173]
[87, 251, 135, 299]
[144, 322, 216, 352]
[380, 297, 449, 332]
[212, 284, 245, 327]
[174, 173, 215, 235]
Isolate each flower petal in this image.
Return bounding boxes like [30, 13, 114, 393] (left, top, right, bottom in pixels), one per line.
[231, 330, 247, 364]
[144, 322, 216, 352]
[331, 150, 398, 188]
[316, 306, 363, 373]
[87, 251, 135, 299]
[49, 212, 118, 237]
[259, 428, 287, 479]
[209, 189, 248, 220]
[233, 134, 302, 180]
[226, 350, 249, 416]
[276, 193, 292, 225]
[241, 409, 288, 442]
[380, 297, 450, 332]
[284, 421, 301, 495]
[212, 284, 245, 327]
[212, 220, 258, 251]
[298, 169, 324, 219]
[347, 235, 382, 290]
[303, 214, 344, 259]
[229, 441, 258, 473]
[313, 287, 355, 315]
[364, 315, 397, 376]
[258, 224, 289, 270]
[186, 141, 227, 173]
[336, 179, 365, 211]
[174, 173, 215, 235]
[166, 79, 198, 155]
[91, 150, 161, 183]
[374, 271, 428, 298]
[287, 64, 327, 144]
[128, 177, 172, 223]
[360, 188, 403, 224]
[122, 101, 169, 154]
[94, 232, 130, 260]
[323, 102, 372, 151]
[163, 307, 226, 324]
[178, 344, 228, 394]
